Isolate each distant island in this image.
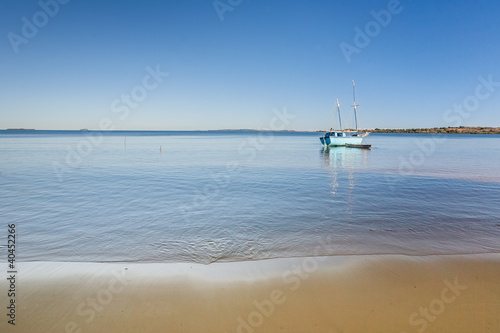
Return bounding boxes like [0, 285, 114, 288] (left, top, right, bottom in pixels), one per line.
[370, 126, 500, 134]
[7, 128, 36, 131]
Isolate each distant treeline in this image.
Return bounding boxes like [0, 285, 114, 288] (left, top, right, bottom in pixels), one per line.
[371, 126, 500, 134]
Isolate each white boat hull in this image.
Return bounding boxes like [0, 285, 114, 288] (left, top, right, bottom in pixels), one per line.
[326, 136, 364, 146]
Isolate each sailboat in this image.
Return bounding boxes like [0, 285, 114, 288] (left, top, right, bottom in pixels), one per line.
[319, 81, 371, 148]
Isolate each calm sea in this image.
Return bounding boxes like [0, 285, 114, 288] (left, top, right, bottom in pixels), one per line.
[1, 130, 499, 263]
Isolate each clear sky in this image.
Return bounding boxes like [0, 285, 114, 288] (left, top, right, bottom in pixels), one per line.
[1, 0, 500, 130]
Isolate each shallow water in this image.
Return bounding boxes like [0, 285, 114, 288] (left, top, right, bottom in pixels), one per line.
[1, 131, 499, 263]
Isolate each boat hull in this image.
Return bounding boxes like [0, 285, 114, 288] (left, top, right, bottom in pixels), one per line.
[345, 143, 372, 149]
[324, 136, 364, 146]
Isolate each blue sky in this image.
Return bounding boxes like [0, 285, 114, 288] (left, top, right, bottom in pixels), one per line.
[1, 0, 500, 130]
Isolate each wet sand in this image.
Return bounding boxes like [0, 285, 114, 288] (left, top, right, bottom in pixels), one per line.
[1, 254, 499, 333]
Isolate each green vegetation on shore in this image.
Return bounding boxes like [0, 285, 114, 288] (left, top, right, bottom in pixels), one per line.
[370, 126, 500, 134]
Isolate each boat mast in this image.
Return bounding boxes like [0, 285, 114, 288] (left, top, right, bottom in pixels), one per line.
[351, 80, 359, 131]
[336, 99, 343, 131]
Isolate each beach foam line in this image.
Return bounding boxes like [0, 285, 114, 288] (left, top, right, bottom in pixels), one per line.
[1, 254, 499, 333]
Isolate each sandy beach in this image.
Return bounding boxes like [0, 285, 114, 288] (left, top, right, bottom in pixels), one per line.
[1, 254, 499, 333]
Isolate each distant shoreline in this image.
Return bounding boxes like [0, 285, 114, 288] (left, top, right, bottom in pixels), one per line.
[370, 126, 500, 134]
[3, 127, 500, 134]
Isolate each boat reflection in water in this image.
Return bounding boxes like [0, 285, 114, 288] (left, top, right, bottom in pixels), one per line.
[321, 146, 370, 170]
[320, 146, 370, 214]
